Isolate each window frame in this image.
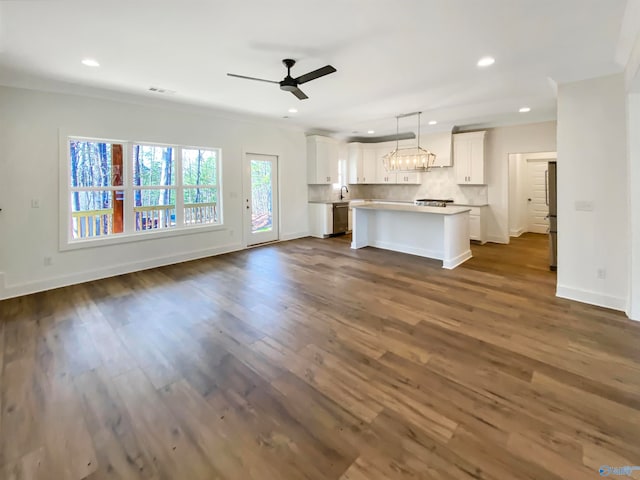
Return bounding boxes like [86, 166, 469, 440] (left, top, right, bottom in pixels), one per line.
[60, 134, 224, 251]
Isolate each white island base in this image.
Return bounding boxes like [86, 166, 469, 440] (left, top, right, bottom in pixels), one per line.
[350, 203, 472, 269]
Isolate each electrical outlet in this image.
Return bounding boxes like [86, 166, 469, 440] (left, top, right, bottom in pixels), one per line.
[31, 199, 41, 208]
[44, 256, 53, 266]
[597, 268, 606, 279]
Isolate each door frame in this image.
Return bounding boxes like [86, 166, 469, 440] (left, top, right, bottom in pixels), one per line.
[525, 158, 553, 234]
[508, 151, 556, 239]
[242, 150, 281, 247]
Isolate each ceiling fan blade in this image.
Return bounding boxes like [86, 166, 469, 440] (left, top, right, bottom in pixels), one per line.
[291, 87, 308, 100]
[295, 65, 337, 84]
[226, 73, 279, 84]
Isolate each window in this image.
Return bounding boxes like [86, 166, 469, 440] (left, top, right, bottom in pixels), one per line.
[66, 137, 221, 245]
[182, 148, 219, 226]
[69, 140, 125, 239]
[132, 144, 176, 232]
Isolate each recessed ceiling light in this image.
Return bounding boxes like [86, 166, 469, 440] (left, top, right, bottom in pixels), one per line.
[81, 58, 100, 67]
[477, 56, 495, 67]
[519, 107, 531, 113]
[428, 120, 437, 125]
[367, 130, 375, 134]
[288, 108, 298, 113]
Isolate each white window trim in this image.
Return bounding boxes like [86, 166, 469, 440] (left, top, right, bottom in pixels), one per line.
[59, 133, 224, 251]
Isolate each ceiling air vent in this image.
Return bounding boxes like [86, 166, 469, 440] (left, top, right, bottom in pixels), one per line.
[148, 87, 176, 94]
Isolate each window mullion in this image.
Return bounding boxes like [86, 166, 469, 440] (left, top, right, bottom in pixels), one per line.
[175, 147, 185, 228]
[124, 142, 135, 234]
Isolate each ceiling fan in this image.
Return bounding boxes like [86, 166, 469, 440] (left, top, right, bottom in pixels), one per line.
[227, 59, 336, 100]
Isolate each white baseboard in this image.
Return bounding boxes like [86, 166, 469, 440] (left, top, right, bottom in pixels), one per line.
[509, 228, 526, 237]
[0, 242, 244, 301]
[443, 250, 473, 270]
[556, 284, 627, 313]
[355, 241, 471, 270]
[487, 235, 509, 244]
[369, 240, 443, 262]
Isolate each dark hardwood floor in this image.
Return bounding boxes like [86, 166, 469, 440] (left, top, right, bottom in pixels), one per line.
[1, 233, 639, 479]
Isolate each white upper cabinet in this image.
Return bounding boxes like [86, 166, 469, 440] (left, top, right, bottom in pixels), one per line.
[307, 135, 339, 184]
[347, 143, 387, 184]
[375, 146, 394, 183]
[453, 131, 486, 185]
[347, 141, 423, 184]
[361, 147, 378, 183]
[397, 172, 422, 184]
[348, 143, 363, 184]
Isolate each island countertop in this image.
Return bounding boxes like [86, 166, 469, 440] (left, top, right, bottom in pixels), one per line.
[351, 201, 471, 216]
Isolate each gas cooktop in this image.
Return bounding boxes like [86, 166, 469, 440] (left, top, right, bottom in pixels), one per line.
[414, 199, 454, 207]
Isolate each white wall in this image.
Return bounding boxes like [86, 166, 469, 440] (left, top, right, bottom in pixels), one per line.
[482, 122, 557, 243]
[628, 91, 640, 320]
[0, 86, 308, 299]
[556, 74, 629, 311]
[625, 11, 640, 321]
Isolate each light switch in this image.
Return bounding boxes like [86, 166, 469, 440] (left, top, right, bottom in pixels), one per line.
[574, 200, 594, 212]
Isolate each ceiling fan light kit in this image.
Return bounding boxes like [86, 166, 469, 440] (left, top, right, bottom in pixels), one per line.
[383, 112, 437, 173]
[227, 58, 336, 100]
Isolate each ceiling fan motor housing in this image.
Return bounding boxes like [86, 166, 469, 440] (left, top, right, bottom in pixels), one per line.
[280, 78, 298, 91]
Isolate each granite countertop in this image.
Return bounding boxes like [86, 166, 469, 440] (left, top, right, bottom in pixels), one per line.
[351, 201, 471, 215]
[309, 199, 489, 207]
[451, 202, 489, 207]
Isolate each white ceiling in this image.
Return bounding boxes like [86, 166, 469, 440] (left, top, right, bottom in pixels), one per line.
[0, 0, 629, 136]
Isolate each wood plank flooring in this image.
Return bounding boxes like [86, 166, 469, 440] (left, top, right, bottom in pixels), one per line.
[1, 233, 640, 479]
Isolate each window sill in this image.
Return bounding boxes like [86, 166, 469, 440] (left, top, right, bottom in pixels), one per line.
[60, 223, 227, 251]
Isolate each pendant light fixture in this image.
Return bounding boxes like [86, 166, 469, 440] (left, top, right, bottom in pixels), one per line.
[382, 111, 436, 172]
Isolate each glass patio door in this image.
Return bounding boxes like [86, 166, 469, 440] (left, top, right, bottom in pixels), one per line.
[246, 154, 279, 245]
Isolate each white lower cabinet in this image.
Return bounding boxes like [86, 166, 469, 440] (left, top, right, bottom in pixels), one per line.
[468, 206, 487, 244]
[308, 203, 332, 238]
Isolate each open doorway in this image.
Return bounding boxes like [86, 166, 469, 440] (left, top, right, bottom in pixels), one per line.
[508, 151, 557, 271]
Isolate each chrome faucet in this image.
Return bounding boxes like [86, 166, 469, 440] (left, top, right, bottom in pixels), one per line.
[339, 185, 349, 200]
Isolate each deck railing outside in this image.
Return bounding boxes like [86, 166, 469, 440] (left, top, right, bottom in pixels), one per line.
[72, 202, 218, 239]
[184, 202, 217, 225]
[72, 209, 113, 239]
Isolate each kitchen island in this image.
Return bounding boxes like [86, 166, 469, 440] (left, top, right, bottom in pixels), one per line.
[351, 202, 472, 269]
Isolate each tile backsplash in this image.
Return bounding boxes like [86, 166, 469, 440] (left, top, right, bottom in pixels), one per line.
[308, 184, 353, 202]
[307, 168, 488, 204]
